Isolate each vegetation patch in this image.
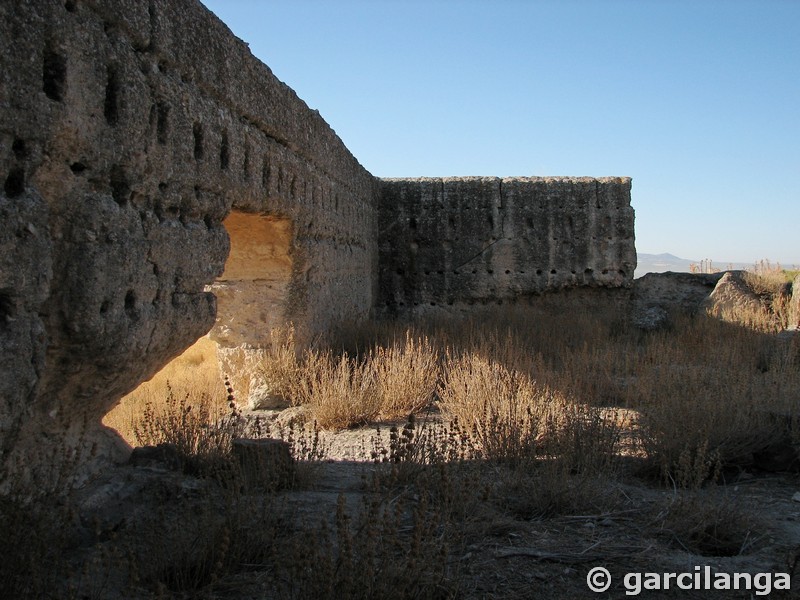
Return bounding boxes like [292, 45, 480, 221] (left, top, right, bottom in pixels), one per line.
[4, 271, 799, 598]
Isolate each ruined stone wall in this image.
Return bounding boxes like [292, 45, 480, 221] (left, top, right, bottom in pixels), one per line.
[1, 0, 637, 482]
[378, 177, 635, 315]
[0, 0, 376, 478]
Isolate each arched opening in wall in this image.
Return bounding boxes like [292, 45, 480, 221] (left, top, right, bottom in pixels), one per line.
[104, 211, 294, 445]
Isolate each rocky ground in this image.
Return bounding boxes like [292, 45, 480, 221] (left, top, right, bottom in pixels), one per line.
[55, 408, 800, 600]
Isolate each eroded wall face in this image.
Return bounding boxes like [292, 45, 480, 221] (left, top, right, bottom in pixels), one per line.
[243, 159, 378, 342]
[210, 212, 294, 348]
[0, 0, 376, 479]
[1, 0, 632, 483]
[378, 177, 635, 315]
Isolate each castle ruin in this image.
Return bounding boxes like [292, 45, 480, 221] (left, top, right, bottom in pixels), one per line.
[0, 0, 634, 478]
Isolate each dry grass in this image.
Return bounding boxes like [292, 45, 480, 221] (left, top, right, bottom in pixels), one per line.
[109, 389, 460, 598]
[438, 352, 563, 464]
[107, 270, 799, 486]
[254, 324, 305, 404]
[130, 384, 241, 476]
[263, 489, 458, 599]
[293, 350, 382, 429]
[654, 488, 762, 557]
[373, 332, 440, 420]
[260, 329, 440, 429]
[629, 312, 800, 480]
[742, 262, 797, 330]
[10, 271, 797, 598]
[104, 336, 227, 445]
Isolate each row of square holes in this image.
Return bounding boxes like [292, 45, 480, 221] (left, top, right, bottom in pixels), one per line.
[393, 268, 626, 277]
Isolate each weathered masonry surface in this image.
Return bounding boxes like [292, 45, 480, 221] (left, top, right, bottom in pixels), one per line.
[378, 177, 635, 315]
[0, 0, 634, 478]
[0, 0, 376, 478]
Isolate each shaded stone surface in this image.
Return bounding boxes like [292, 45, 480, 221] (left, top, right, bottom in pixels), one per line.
[378, 177, 636, 317]
[0, 0, 375, 482]
[632, 272, 723, 320]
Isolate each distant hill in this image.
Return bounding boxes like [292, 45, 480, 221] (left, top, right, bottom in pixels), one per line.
[635, 253, 695, 278]
[634, 253, 757, 278]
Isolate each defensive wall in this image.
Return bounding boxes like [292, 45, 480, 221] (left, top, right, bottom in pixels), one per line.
[378, 177, 635, 316]
[0, 0, 377, 479]
[0, 0, 634, 479]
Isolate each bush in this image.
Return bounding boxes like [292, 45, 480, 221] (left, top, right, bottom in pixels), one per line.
[373, 332, 440, 420]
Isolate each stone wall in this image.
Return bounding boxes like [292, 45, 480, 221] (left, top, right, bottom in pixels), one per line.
[0, 0, 376, 480]
[378, 177, 635, 315]
[1, 0, 636, 481]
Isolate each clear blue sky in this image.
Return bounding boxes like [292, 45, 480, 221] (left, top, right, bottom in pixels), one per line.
[201, 0, 799, 266]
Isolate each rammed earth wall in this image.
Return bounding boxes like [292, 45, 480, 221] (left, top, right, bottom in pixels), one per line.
[378, 177, 635, 315]
[0, 0, 377, 480]
[0, 0, 634, 479]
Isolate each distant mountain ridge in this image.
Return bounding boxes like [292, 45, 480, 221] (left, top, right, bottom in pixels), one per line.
[635, 253, 694, 277]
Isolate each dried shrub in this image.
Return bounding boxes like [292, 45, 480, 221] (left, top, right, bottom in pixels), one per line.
[438, 351, 621, 468]
[255, 324, 305, 405]
[655, 488, 761, 557]
[263, 330, 440, 429]
[265, 491, 457, 599]
[105, 336, 227, 444]
[631, 314, 800, 480]
[492, 463, 620, 520]
[294, 351, 382, 429]
[373, 332, 440, 419]
[370, 415, 479, 467]
[128, 488, 284, 595]
[438, 353, 548, 464]
[132, 383, 242, 476]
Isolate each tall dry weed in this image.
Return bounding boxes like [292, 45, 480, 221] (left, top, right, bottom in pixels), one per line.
[655, 487, 761, 556]
[260, 329, 441, 428]
[438, 353, 543, 463]
[437, 351, 616, 467]
[373, 332, 440, 420]
[631, 314, 800, 479]
[104, 336, 227, 444]
[132, 384, 240, 475]
[294, 351, 381, 429]
[254, 324, 305, 405]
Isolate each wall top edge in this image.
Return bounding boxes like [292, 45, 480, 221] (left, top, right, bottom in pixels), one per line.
[379, 176, 632, 185]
